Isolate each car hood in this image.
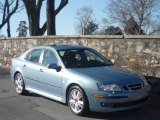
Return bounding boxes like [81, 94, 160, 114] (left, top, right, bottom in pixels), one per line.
[67, 66, 142, 85]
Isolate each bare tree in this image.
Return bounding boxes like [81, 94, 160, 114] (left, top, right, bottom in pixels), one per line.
[75, 6, 98, 35]
[105, 0, 158, 35]
[147, 14, 160, 35]
[23, 0, 69, 36]
[149, 25, 160, 35]
[0, 0, 20, 37]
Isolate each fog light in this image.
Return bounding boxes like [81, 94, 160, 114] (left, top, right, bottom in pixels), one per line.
[92, 93, 105, 98]
[100, 102, 114, 107]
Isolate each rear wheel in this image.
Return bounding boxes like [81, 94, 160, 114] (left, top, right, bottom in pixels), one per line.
[68, 86, 89, 116]
[14, 73, 26, 95]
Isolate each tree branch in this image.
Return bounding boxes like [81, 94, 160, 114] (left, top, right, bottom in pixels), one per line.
[0, 0, 19, 29]
[9, 0, 16, 6]
[37, 0, 44, 12]
[55, 0, 68, 15]
[148, 28, 160, 35]
[2, 0, 7, 23]
[40, 22, 47, 35]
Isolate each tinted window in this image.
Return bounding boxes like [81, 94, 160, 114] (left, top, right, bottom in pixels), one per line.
[25, 49, 42, 63]
[58, 49, 112, 68]
[42, 50, 58, 66]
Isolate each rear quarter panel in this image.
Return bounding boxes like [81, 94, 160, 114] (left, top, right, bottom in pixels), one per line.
[10, 57, 25, 81]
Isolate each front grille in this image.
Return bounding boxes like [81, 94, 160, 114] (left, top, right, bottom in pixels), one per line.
[122, 82, 142, 91]
[122, 86, 129, 91]
[128, 83, 142, 90]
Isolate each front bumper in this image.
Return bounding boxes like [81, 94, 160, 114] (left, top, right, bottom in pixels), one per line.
[88, 85, 151, 112]
[100, 97, 149, 108]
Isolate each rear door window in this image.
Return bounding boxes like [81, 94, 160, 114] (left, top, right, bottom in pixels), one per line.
[25, 49, 42, 64]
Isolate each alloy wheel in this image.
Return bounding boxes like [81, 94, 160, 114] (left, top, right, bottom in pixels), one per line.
[69, 88, 84, 114]
[15, 73, 24, 94]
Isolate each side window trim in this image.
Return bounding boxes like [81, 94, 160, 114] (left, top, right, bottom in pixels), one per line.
[24, 48, 43, 64]
[39, 49, 45, 65]
[41, 49, 59, 67]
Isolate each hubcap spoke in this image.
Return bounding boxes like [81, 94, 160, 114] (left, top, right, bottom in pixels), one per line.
[77, 101, 83, 108]
[75, 103, 79, 111]
[15, 80, 18, 86]
[72, 90, 77, 99]
[69, 100, 75, 108]
[77, 91, 82, 100]
[18, 85, 22, 91]
[69, 99, 75, 105]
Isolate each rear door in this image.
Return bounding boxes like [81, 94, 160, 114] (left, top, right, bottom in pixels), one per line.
[22, 48, 43, 89]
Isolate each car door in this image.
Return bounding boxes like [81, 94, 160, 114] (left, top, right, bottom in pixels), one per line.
[38, 49, 63, 100]
[22, 48, 43, 90]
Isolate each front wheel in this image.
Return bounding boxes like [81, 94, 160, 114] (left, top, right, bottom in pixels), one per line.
[68, 86, 89, 116]
[14, 73, 26, 95]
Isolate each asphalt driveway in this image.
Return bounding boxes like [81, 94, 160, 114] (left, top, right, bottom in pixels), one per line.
[0, 67, 160, 120]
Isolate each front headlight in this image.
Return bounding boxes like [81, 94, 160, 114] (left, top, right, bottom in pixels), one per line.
[97, 84, 121, 92]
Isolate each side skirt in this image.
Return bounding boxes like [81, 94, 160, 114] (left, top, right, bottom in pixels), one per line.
[26, 87, 65, 103]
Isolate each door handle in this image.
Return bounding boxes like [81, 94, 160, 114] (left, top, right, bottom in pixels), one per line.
[40, 69, 44, 72]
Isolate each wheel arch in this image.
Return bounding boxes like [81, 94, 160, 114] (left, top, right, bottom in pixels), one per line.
[13, 66, 24, 81]
[65, 83, 89, 106]
[14, 71, 21, 81]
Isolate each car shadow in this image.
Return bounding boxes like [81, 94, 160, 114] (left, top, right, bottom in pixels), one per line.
[145, 76, 160, 98]
[24, 92, 41, 97]
[85, 106, 160, 120]
[145, 76, 160, 86]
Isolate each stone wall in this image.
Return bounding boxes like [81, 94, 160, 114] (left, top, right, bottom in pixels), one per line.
[0, 35, 160, 77]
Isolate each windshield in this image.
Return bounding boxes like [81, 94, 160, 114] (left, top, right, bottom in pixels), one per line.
[58, 49, 112, 68]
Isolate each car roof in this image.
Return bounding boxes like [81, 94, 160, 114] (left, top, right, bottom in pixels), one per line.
[47, 45, 89, 51]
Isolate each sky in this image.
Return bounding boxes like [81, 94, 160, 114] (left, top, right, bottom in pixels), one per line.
[0, 0, 108, 37]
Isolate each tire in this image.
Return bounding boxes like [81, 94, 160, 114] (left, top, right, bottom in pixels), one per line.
[14, 73, 26, 95]
[68, 86, 89, 116]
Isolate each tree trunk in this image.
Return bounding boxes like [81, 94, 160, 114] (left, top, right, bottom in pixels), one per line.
[25, 4, 39, 36]
[23, 0, 46, 36]
[47, 0, 56, 35]
[7, 0, 11, 37]
[7, 21, 11, 37]
[27, 11, 39, 36]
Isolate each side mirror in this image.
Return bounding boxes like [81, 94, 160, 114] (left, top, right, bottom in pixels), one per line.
[47, 63, 61, 72]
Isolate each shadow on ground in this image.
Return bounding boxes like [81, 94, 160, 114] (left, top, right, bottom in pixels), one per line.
[146, 76, 160, 99]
